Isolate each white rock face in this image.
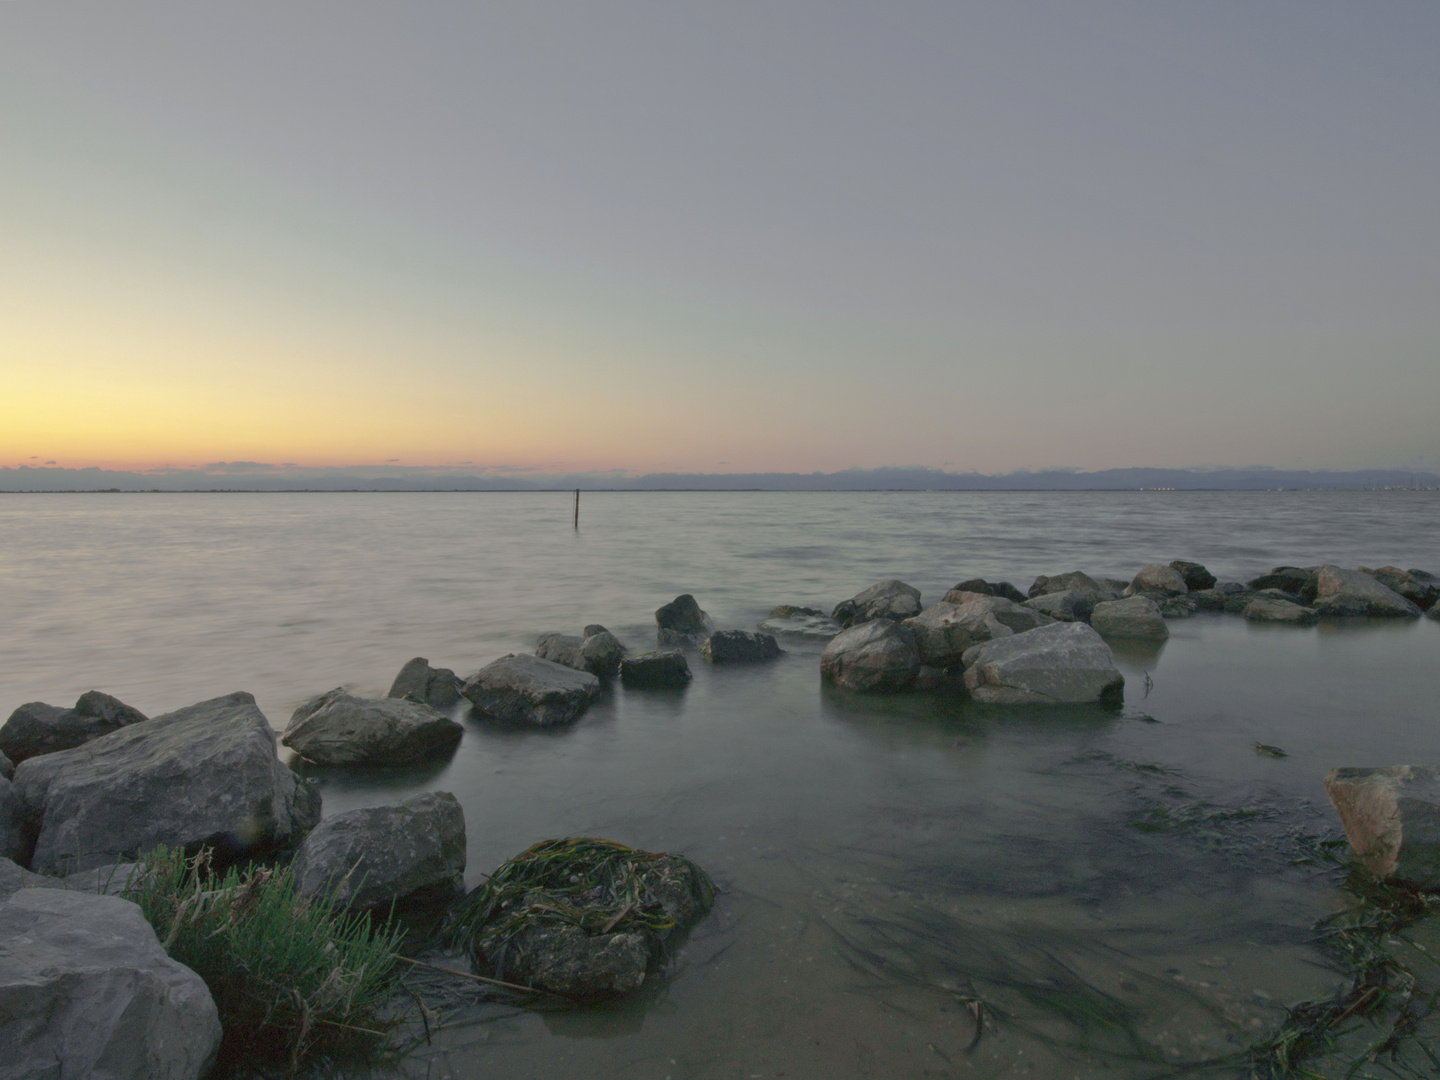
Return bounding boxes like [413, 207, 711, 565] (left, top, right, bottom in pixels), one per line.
[1090, 596, 1170, 641]
[0, 889, 221, 1080]
[962, 623, 1125, 706]
[1325, 766, 1440, 887]
[1313, 565, 1422, 618]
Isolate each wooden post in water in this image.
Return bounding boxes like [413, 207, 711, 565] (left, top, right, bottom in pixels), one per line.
[573, 488, 579, 529]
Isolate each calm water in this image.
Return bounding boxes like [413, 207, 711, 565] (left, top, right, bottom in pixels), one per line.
[3, 490, 1438, 1079]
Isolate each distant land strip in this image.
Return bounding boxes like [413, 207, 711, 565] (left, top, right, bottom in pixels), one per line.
[2, 465, 1438, 493]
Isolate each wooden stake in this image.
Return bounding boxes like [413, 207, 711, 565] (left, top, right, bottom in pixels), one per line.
[573, 488, 579, 529]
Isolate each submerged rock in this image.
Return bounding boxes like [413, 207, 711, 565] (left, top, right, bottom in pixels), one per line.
[1243, 596, 1319, 625]
[619, 649, 692, 689]
[283, 689, 463, 765]
[537, 630, 627, 678]
[0, 692, 148, 766]
[387, 657, 464, 710]
[758, 606, 842, 639]
[1169, 560, 1217, 592]
[820, 620, 921, 693]
[463, 655, 601, 726]
[292, 791, 466, 910]
[962, 623, 1124, 707]
[1325, 766, 1440, 888]
[15, 692, 319, 876]
[1090, 596, 1170, 640]
[1313, 565, 1422, 618]
[701, 630, 781, 663]
[655, 594, 713, 646]
[0, 889, 222, 1080]
[831, 580, 923, 629]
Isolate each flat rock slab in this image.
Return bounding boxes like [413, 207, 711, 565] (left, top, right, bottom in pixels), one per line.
[758, 609, 842, 639]
[701, 631, 781, 663]
[0, 889, 221, 1080]
[831, 580, 922, 629]
[284, 689, 463, 765]
[292, 791, 466, 909]
[1090, 596, 1170, 641]
[0, 692, 148, 765]
[1243, 597, 1319, 625]
[14, 692, 320, 876]
[820, 620, 921, 693]
[463, 654, 601, 726]
[1325, 766, 1440, 888]
[963, 623, 1125, 706]
[619, 649, 692, 689]
[386, 657, 464, 710]
[1314, 565, 1422, 618]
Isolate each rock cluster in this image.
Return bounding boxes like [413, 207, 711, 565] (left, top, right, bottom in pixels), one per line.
[536, 627, 627, 677]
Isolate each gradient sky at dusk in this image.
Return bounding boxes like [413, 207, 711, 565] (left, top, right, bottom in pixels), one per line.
[3, 3, 1438, 476]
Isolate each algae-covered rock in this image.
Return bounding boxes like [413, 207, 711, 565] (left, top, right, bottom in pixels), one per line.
[451, 837, 714, 998]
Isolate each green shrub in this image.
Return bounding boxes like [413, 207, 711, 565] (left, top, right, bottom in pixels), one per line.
[122, 847, 404, 1074]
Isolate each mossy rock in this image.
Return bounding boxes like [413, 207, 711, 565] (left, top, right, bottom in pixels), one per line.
[449, 838, 714, 998]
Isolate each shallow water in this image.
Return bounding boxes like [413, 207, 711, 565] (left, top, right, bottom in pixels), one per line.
[2, 490, 1438, 1078]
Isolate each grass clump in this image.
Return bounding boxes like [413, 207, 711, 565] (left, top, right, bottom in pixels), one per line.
[123, 847, 404, 1075]
[447, 837, 715, 997]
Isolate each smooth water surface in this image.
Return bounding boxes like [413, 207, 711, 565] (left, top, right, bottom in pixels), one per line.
[2, 491, 1438, 1078]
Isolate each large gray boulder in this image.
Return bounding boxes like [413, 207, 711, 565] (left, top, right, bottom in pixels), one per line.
[962, 623, 1124, 706]
[655, 595, 713, 646]
[1169, 561, 1216, 591]
[386, 657, 464, 710]
[1090, 596, 1170, 641]
[831, 580, 923, 629]
[1028, 571, 1105, 598]
[618, 649, 692, 689]
[0, 889, 221, 1080]
[1359, 567, 1439, 611]
[0, 857, 62, 902]
[462, 654, 601, 726]
[903, 601, 1014, 669]
[941, 591, 1056, 633]
[1325, 766, 1440, 888]
[1313, 565, 1422, 618]
[1243, 596, 1319, 625]
[0, 777, 27, 866]
[536, 629, 627, 678]
[291, 791, 466, 910]
[14, 692, 320, 876]
[701, 631, 781, 663]
[949, 579, 1028, 604]
[1024, 589, 1094, 623]
[0, 691, 148, 765]
[758, 606, 842, 639]
[820, 620, 921, 693]
[283, 689, 463, 766]
[1129, 564, 1189, 596]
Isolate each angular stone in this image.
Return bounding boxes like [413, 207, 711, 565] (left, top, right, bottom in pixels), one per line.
[962, 623, 1124, 706]
[463, 655, 601, 726]
[1130, 564, 1189, 595]
[292, 791, 466, 910]
[831, 580, 923, 629]
[0, 776, 28, 865]
[0, 692, 149, 766]
[1325, 766, 1440, 888]
[1023, 589, 1094, 623]
[386, 657, 464, 710]
[1246, 566, 1317, 598]
[283, 689, 463, 765]
[941, 592, 1056, 633]
[0, 857, 61, 902]
[758, 608, 842, 639]
[619, 649, 692, 689]
[655, 594, 713, 646]
[0, 889, 222, 1080]
[1188, 588, 1228, 612]
[701, 630, 781, 663]
[1313, 565, 1422, 618]
[820, 620, 921, 693]
[1169, 560, 1217, 591]
[1243, 597, 1319, 625]
[950, 579, 1028, 604]
[536, 631, 626, 678]
[903, 602, 1013, 668]
[1090, 596, 1170, 640]
[15, 692, 319, 876]
[1028, 571, 1104, 598]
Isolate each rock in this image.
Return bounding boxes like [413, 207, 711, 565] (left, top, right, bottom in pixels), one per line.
[819, 620, 921, 693]
[701, 631, 781, 663]
[1028, 571, 1104, 598]
[0, 751, 10, 782]
[942, 592, 1056, 633]
[1158, 595, 1197, 618]
[1129, 564, 1189, 595]
[1023, 589, 1094, 623]
[0, 889, 221, 1079]
[1325, 766, 1440, 888]
[1169, 560, 1217, 591]
[57, 862, 146, 897]
[0, 692, 149, 765]
[1090, 596, 1170, 641]
[292, 791, 466, 910]
[386, 657, 464, 710]
[0, 776, 28, 865]
[962, 623, 1124, 706]
[1357, 567, 1440, 612]
[1431, 602, 1440, 623]
[462, 655, 601, 726]
[904, 602, 1014, 669]
[536, 631, 626, 678]
[655, 594, 713, 646]
[14, 692, 320, 876]
[1243, 597, 1319, 625]
[950, 579, 1028, 604]
[1246, 566, 1318, 599]
[1312, 565, 1422, 618]
[283, 689, 464, 765]
[0, 857, 61, 902]
[1188, 588, 1228, 612]
[831, 580, 923, 629]
[618, 649, 692, 689]
[758, 607, 842, 639]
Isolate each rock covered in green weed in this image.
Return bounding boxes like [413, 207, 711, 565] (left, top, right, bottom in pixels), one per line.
[448, 837, 714, 998]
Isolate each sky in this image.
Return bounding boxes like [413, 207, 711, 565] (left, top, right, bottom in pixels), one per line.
[2, 2, 1438, 478]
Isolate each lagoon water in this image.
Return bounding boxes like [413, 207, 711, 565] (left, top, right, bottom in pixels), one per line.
[3, 490, 1438, 1078]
